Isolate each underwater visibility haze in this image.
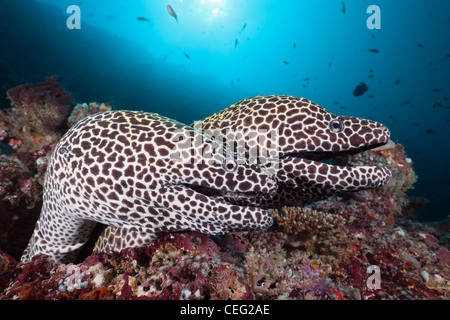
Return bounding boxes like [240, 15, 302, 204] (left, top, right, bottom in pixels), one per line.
[0, 0, 449, 301]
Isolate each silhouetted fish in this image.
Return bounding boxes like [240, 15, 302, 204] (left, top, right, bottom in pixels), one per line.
[167, 5, 178, 23]
[137, 17, 150, 22]
[293, 42, 296, 49]
[183, 53, 190, 59]
[341, 1, 346, 14]
[432, 88, 441, 92]
[425, 129, 436, 134]
[239, 23, 247, 34]
[394, 80, 400, 84]
[234, 39, 239, 49]
[368, 49, 380, 53]
[418, 43, 424, 48]
[283, 61, 290, 65]
[353, 82, 368, 96]
[432, 102, 442, 108]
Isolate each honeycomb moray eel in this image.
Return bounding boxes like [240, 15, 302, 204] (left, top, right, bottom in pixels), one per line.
[21, 111, 277, 263]
[92, 95, 392, 255]
[194, 95, 392, 207]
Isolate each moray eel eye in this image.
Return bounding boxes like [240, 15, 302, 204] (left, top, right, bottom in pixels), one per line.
[222, 158, 238, 172]
[328, 119, 345, 133]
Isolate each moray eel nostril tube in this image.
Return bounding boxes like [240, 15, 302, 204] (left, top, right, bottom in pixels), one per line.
[21, 111, 277, 263]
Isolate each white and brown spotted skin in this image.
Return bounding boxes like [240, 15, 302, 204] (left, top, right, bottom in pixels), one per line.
[193, 95, 392, 207]
[91, 95, 392, 255]
[21, 111, 277, 263]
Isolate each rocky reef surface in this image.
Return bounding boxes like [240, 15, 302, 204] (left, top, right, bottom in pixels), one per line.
[0, 78, 448, 300]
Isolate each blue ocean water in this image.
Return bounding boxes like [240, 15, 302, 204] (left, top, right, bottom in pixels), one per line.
[0, 0, 449, 221]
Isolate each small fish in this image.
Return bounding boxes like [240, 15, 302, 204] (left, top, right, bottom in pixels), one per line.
[341, 1, 346, 14]
[239, 23, 247, 34]
[432, 88, 440, 92]
[432, 102, 442, 108]
[304, 77, 310, 81]
[368, 49, 380, 53]
[137, 17, 150, 22]
[425, 129, 436, 134]
[167, 5, 178, 23]
[234, 39, 239, 49]
[418, 43, 424, 48]
[353, 82, 368, 97]
[183, 53, 190, 59]
[283, 61, 290, 65]
[328, 62, 332, 67]
[293, 42, 296, 49]
[394, 80, 400, 84]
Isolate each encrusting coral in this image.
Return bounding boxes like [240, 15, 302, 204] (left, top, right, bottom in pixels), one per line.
[67, 102, 111, 127]
[1, 76, 73, 153]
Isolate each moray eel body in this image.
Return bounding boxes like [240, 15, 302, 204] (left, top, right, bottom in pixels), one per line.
[92, 95, 392, 254]
[21, 111, 276, 263]
[193, 95, 392, 207]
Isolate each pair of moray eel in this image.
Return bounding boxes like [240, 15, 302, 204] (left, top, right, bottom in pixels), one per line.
[21, 95, 392, 263]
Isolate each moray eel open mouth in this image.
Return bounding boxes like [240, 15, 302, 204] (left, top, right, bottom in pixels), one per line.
[280, 142, 387, 162]
[277, 143, 392, 197]
[189, 184, 273, 200]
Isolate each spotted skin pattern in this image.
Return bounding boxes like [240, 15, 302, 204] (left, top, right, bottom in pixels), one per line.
[194, 95, 392, 207]
[21, 111, 277, 263]
[92, 95, 392, 254]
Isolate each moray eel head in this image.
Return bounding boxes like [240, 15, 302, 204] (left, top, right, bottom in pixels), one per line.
[196, 95, 392, 199]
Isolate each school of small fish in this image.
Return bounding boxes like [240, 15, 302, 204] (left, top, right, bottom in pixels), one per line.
[132, 3, 447, 134]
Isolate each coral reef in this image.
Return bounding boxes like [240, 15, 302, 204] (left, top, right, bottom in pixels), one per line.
[67, 102, 111, 127]
[1, 76, 73, 153]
